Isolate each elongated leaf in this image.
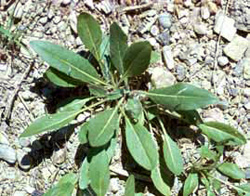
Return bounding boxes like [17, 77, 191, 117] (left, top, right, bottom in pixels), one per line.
[217, 162, 245, 180]
[77, 13, 102, 61]
[110, 22, 128, 74]
[146, 83, 219, 111]
[125, 175, 135, 196]
[125, 119, 159, 170]
[44, 173, 77, 196]
[199, 122, 246, 145]
[88, 108, 119, 147]
[30, 41, 105, 85]
[45, 67, 83, 87]
[123, 41, 152, 78]
[20, 110, 80, 137]
[125, 98, 143, 121]
[57, 97, 93, 113]
[106, 132, 118, 162]
[89, 150, 110, 196]
[183, 173, 199, 196]
[151, 167, 171, 196]
[162, 132, 183, 175]
[177, 110, 203, 125]
[237, 183, 250, 196]
[79, 158, 90, 190]
[78, 122, 89, 144]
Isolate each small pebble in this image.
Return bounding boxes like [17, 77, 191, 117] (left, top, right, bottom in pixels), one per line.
[0, 132, 9, 145]
[243, 58, 250, 80]
[149, 67, 176, 88]
[162, 45, 175, 70]
[17, 149, 32, 170]
[218, 56, 229, 67]
[201, 6, 210, 20]
[150, 25, 159, 37]
[13, 191, 27, 196]
[176, 64, 186, 81]
[62, 0, 71, 5]
[193, 23, 207, 35]
[52, 147, 67, 165]
[0, 144, 16, 164]
[214, 11, 236, 41]
[157, 31, 170, 46]
[158, 13, 172, 29]
[224, 36, 249, 61]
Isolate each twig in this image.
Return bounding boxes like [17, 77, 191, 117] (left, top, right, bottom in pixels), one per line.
[110, 165, 151, 182]
[118, 2, 153, 14]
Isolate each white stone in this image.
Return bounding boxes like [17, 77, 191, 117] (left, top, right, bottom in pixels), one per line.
[223, 36, 249, 61]
[0, 144, 16, 164]
[193, 23, 207, 35]
[149, 67, 176, 88]
[218, 56, 229, 67]
[84, 0, 94, 10]
[201, 6, 210, 20]
[0, 132, 9, 145]
[62, 0, 71, 5]
[214, 11, 236, 41]
[244, 58, 250, 80]
[162, 46, 175, 70]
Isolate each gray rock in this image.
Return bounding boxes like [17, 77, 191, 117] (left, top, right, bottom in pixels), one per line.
[157, 31, 170, 46]
[245, 102, 250, 112]
[203, 108, 225, 123]
[218, 56, 229, 67]
[158, 13, 172, 29]
[193, 23, 207, 35]
[53, 16, 61, 24]
[18, 137, 31, 147]
[149, 67, 176, 88]
[244, 58, 250, 80]
[162, 45, 174, 70]
[96, 1, 112, 15]
[176, 64, 186, 81]
[223, 35, 249, 61]
[0, 144, 16, 164]
[214, 11, 236, 41]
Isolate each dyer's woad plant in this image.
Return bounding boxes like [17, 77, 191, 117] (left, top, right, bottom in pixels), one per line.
[21, 13, 250, 196]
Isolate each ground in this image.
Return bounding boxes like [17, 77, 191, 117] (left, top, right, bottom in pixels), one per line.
[0, 0, 250, 196]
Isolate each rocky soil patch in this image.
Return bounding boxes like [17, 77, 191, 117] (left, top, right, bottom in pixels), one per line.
[0, 0, 250, 195]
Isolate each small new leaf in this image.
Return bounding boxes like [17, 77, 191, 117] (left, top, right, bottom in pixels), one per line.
[183, 173, 199, 196]
[125, 175, 135, 196]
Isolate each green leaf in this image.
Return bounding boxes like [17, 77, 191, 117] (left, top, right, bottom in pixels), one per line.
[57, 97, 93, 113]
[199, 122, 247, 145]
[89, 150, 110, 196]
[43, 173, 77, 196]
[236, 183, 250, 196]
[146, 83, 219, 111]
[150, 51, 161, 64]
[200, 145, 218, 161]
[78, 122, 89, 144]
[217, 162, 245, 180]
[79, 158, 90, 190]
[30, 41, 105, 85]
[20, 110, 80, 137]
[110, 22, 128, 74]
[162, 132, 183, 175]
[125, 119, 159, 170]
[45, 67, 83, 87]
[183, 173, 199, 196]
[106, 133, 118, 162]
[123, 41, 152, 78]
[177, 110, 203, 125]
[151, 167, 171, 196]
[88, 108, 119, 147]
[77, 13, 102, 61]
[125, 175, 135, 196]
[89, 85, 107, 97]
[125, 98, 143, 121]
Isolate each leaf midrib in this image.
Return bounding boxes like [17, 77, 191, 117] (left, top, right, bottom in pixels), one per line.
[127, 120, 152, 169]
[94, 109, 117, 144]
[147, 92, 214, 100]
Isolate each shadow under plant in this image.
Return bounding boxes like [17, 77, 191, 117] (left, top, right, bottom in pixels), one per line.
[20, 12, 249, 196]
